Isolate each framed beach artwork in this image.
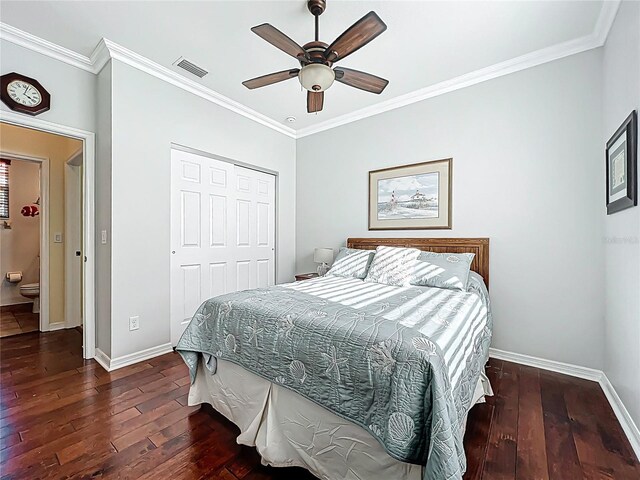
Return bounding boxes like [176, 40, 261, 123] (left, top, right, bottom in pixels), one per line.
[606, 110, 637, 215]
[369, 158, 452, 230]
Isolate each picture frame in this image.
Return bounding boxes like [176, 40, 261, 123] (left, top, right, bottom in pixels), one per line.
[606, 110, 637, 215]
[368, 158, 452, 230]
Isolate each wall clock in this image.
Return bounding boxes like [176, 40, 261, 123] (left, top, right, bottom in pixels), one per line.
[0, 72, 51, 116]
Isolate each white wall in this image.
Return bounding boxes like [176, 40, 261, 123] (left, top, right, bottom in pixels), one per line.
[107, 59, 296, 359]
[0, 159, 40, 306]
[602, 0, 640, 429]
[0, 40, 96, 132]
[296, 50, 605, 369]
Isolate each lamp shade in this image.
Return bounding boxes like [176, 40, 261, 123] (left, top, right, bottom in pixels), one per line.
[299, 64, 335, 92]
[314, 248, 334, 264]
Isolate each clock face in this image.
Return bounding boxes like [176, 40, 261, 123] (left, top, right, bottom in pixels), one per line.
[7, 80, 42, 107]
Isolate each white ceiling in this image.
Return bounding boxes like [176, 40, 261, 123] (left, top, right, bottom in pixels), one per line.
[1, 1, 604, 131]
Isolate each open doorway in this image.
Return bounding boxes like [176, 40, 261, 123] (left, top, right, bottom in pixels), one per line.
[0, 119, 94, 358]
[0, 155, 41, 336]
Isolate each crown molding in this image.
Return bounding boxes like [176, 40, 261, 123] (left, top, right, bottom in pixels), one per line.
[99, 39, 296, 138]
[0, 22, 94, 72]
[593, 0, 622, 46]
[90, 38, 112, 74]
[0, 23, 296, 139]
[0, 0, 621, 139]
[296, 0, 621, 138]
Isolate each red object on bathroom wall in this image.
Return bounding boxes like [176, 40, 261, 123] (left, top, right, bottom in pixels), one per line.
[21, 205, 38, 217]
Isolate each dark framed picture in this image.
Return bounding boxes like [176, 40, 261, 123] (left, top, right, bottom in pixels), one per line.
[606, 110, 637, 215]
[368, 158, 452, 230]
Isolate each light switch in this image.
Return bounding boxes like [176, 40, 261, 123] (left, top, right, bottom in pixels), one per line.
[54, 233, 63, 243]
[101, 230, 107, 244]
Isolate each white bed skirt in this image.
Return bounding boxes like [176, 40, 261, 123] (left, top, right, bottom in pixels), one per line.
[188, 358, 493, 480]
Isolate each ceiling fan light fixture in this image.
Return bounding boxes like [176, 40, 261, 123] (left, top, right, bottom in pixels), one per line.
[299, 64, 335, 92]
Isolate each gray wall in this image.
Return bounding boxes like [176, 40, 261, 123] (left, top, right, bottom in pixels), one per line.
[296, 50, 605, 369]
[108, 60, 296, 359]
[0, 40, 96, 132]
[602, 0, 640, 429]
[95, 62, 112, 357]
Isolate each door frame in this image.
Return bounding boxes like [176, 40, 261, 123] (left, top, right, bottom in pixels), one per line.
[1, 111, 96, 359]
[0, 151, 49, 330]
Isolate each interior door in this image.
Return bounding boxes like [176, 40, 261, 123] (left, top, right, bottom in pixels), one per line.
[170, 149, 276, 345]
[65, 158, 83, 329]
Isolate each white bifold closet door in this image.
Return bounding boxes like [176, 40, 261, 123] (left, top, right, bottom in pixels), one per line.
[170, 148, 276, 345]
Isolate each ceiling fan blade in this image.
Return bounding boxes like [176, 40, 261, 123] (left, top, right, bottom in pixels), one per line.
[334, 67, 388, 94]
[307, 91, 324, 113]
[242, 69, 300, 89]
[324, 11, 387, 63]
[251, 23, 309, 61]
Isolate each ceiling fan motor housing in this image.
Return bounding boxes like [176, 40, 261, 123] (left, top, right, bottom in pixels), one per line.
[307, 0, 326, 16]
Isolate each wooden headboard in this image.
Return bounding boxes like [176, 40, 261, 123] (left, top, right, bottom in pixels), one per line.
[346, 237, 490, 288]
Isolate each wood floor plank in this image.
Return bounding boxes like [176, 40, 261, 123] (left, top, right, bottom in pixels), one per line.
[1, 329, 638, 480]
[33, 438, 157, 480]
[482, 361, 519, 480]
[0, 407, 140, 473]
[111, 402, 199, 451]
[463, 402, 494, 480]
[515, 366, 549, 480]
[55, 400, 182, 465]
[147, 409, 212, 447]
[566, 382, 640, 480]
[539, 371, 583, 480]
[135, 383, 190, 413]
[98, 422, 217, 480]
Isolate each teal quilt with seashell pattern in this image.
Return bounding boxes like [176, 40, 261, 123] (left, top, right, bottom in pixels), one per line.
[177, 274, 492, 480]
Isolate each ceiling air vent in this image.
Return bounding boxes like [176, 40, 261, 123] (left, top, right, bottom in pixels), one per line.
[173, 57, 208, 78]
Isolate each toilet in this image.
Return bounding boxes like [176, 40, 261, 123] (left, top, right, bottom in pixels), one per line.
[19, 283, 40, 313]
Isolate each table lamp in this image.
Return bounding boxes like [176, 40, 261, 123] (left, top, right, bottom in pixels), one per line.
[314, 248, 333, 276]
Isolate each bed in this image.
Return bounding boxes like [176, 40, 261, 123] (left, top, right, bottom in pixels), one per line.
[177, 238, 492, 480]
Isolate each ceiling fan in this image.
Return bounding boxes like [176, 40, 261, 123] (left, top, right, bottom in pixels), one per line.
[242, 0, 389, 114]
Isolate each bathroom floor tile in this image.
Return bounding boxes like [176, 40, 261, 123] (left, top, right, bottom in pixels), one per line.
[0, 323, 22, 338]
[15, 313, 39, 332]
[0, 304, 39, 338]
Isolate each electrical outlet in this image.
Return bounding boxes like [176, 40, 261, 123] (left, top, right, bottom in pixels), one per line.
[54, 232, 63, 243]
[129, 316, 139, 331]
[101, 230, 108, 245]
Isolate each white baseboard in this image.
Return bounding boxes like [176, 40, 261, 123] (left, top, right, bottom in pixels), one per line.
[93, 343, 173, 372]
[599, 374, 640, 460]
[93, 348, 111, 372]
[488, 347, 602, 381]
[489, 347, 640, 461]
[46, 322, 69, 332]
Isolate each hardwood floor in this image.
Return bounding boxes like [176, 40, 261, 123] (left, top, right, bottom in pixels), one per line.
[0, 304, 38, 338]
[0, 330, 638, 480]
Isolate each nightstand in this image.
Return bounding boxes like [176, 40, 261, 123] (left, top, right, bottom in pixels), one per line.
[295, 272, 319, 281]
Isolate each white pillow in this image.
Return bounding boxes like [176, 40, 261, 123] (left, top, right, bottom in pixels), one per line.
[364, 246, 421, 286]
[326, 247, 375, 279]
[410, 252, 475, 291]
